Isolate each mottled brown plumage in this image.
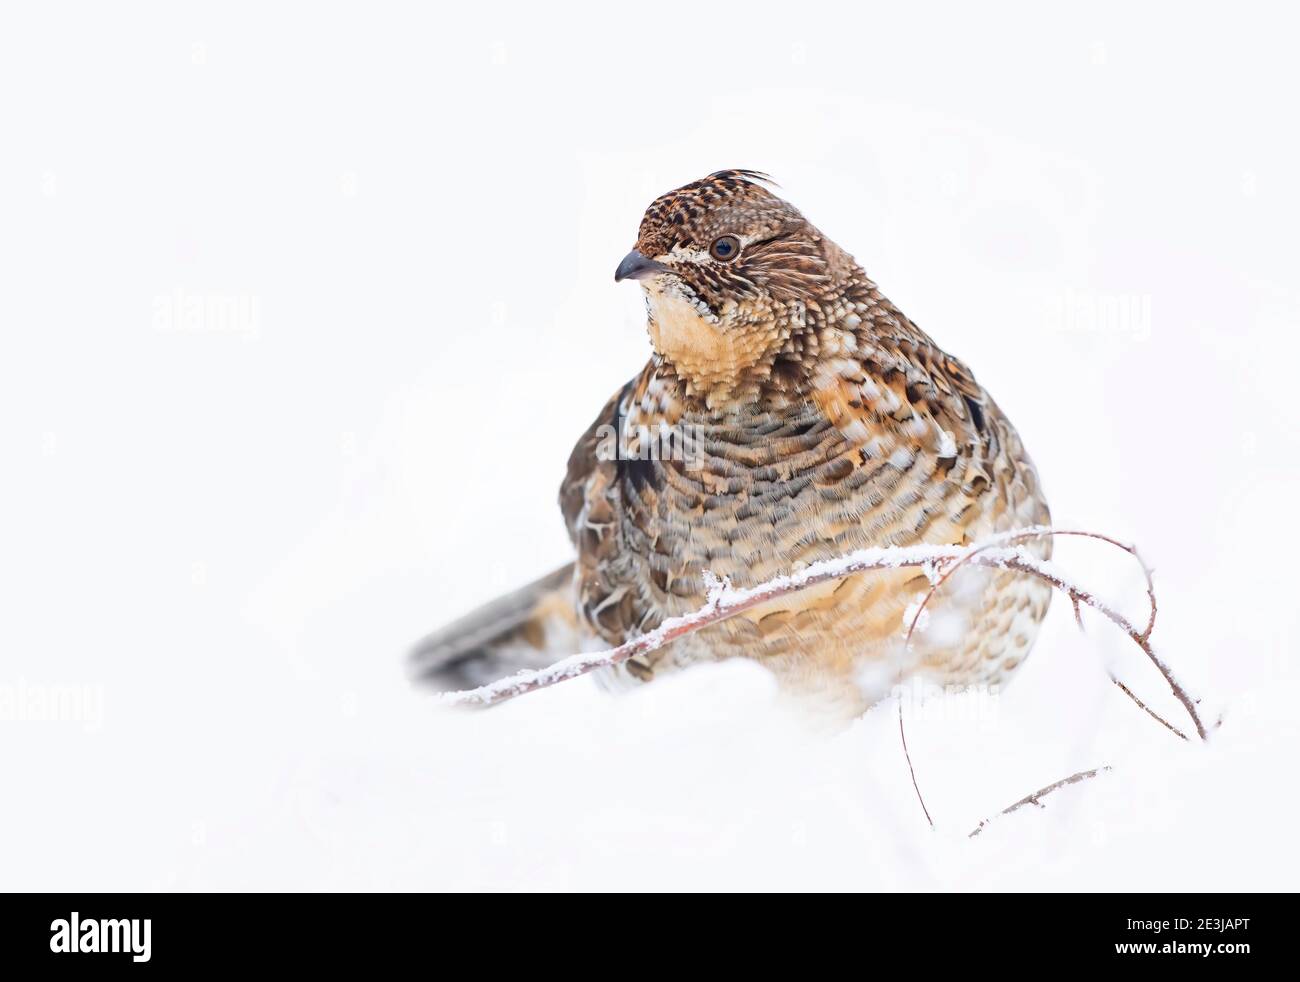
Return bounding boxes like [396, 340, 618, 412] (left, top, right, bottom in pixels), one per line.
[414, 171, 1051, 717]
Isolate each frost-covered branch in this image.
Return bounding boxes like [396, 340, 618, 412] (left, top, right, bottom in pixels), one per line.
[438, 527, 1208, 745]
[967, 766, 1113, 838]
[438, 540, 968, 708]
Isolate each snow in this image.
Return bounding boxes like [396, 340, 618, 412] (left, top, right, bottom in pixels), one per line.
[2, 4, 1299, 891]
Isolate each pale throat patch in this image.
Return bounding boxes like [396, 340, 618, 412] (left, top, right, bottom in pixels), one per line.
[642, 283, 780, 399]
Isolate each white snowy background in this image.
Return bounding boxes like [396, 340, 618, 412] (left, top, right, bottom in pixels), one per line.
[2, 2, 1297, 890]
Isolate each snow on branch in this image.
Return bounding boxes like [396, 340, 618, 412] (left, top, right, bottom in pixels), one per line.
[437, 526, 1210, 744]
[968, 766, 1113, 838]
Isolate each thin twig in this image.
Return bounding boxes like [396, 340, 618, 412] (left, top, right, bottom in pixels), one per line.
[898, 706, 934, 828]
[901, 527, 1206, 741]
[968, 766, 1112, 838]
[1109, 675, 1189, 742]
[997, 553, 1206, 741]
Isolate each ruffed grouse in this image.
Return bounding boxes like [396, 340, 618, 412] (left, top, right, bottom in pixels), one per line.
[412, 171, 1051, 717]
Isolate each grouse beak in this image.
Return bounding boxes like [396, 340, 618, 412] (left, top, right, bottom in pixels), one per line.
[614, 249, 669, 283]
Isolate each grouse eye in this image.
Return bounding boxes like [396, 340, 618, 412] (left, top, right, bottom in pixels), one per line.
[709, 235, 741, 261]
